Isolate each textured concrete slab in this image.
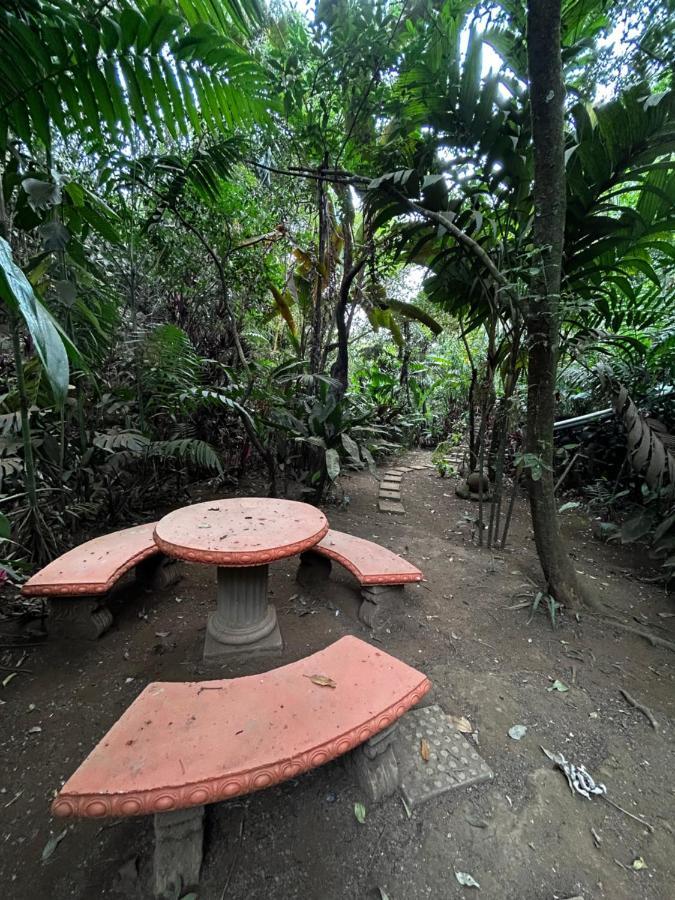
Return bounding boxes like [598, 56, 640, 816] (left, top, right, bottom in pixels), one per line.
[395, 704, 493, 809]
[379, 489, 402, 501]
[378, 499, 405, 515]
[382, 478, 402, 488]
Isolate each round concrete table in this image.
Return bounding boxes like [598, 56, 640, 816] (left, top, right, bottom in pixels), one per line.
[154, 498, 329, 661]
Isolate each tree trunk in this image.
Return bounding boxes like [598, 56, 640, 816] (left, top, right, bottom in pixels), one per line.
[310, 164, 328, 375]
[525, 0, 589, 608]
[330, 187, 368, 399]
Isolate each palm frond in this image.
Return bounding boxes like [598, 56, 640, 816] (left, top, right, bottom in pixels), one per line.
[146, 438, 223, 473]
[167, 0, 265, 38]
[0, 1, 270, 152]
[614, 385, 675, 497]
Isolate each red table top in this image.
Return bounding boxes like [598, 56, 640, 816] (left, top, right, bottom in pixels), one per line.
[154, 498, 329, 566]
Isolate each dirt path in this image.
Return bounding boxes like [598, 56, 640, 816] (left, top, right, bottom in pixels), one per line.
[1, 453, 673, 899]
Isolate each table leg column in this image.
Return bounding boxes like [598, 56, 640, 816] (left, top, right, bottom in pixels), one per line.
[204, 565, 283, 661]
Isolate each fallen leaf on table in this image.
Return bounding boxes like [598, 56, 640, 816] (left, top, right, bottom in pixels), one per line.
[447, 715, 473, 733]
[420, 738, 431, 762]
[42, 827, 69, 862]
[354, 802, 366, 824]
[632, 857, 647, 870]
[508, 724, 527, 740]
[547, 679, 569, 693]
[455, 870, 480, 888]
[304, 674, 337, 688]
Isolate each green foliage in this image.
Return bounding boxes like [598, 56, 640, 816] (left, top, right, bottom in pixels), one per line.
[0, 0, 673, 568]
[528, 591, 561, 629]
[0, 236, 69, 404]
[0, 0, 269, 152]
[432, 441, 458, 478]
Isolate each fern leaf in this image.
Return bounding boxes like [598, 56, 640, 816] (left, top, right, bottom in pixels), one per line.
[0, 2, 269, 151]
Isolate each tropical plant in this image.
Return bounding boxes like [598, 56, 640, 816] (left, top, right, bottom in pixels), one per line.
[0, 0, 268, 153]
[0, 0, 673, 610]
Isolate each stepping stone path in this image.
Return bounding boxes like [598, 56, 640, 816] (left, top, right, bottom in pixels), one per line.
[377, 467, 409, 515]
[377, 462, 434, 515]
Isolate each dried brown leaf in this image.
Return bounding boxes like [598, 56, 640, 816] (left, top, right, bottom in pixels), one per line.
[447, 714, 473, 733]
[304, 674, 337, 689]
[420, 738, 431, 762]
[615, 386, 675, 496]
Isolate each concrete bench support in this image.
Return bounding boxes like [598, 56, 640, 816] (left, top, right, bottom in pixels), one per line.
[298, 531, 422, 626]
[154, 805, 204, 900]
[359, 584, 405, 627]
[48, 597, 114, 640]
[136, 556, 181, 592]
[350, 723, 400, 802]
[22, 523, 180, 639]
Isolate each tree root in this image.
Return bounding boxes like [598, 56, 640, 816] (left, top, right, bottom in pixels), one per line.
[619, 688, 658, 730]
[588, 614, 675, 653]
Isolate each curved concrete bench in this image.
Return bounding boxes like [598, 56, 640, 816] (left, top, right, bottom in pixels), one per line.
[52, 635, 430, 896]
[22, 523, 177, 638]
[299, 530, 423, 626]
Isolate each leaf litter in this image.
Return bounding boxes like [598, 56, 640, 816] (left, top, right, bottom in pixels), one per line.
[455, 870, 480, 888]
[304, 674, 337, 688]
[42, 827, 69, 862]
[447, 714, 473, 733]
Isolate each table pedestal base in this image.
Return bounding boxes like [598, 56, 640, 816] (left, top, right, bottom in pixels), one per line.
[204, 565, 282, 661]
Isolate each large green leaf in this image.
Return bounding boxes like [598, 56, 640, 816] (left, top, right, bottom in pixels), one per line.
[385, 298, 443, 335]
[0, 237, 69, 405]
[0, 2, 270, 151]
[325, 447, 341, 481]
[169, 0, 264, 36]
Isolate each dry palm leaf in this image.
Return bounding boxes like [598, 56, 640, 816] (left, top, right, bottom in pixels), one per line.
[614, 386, 675, 498]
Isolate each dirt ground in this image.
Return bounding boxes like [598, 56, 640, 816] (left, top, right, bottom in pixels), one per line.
[1, 452, 674, 900]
